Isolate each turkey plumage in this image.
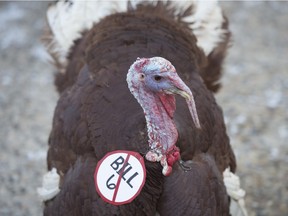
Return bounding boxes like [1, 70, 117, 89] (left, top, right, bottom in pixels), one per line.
[38, 1, 247, 216]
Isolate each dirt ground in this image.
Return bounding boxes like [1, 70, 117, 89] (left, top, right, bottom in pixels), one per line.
[0, 2, 287, 216]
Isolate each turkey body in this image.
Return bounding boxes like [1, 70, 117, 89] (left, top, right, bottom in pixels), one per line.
[44, 2, 235, 216]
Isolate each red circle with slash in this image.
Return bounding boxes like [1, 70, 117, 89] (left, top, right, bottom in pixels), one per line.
[94, 150, 146, 205]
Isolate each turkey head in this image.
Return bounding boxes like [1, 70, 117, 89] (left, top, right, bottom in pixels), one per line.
[127, 57, 200, 176]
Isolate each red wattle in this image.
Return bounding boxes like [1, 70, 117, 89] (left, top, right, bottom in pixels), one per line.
[158, 94, 176, 119]
[166, 146, 180, 167]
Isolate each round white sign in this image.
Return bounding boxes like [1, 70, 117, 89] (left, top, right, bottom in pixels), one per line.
[94, 150, 146, 205]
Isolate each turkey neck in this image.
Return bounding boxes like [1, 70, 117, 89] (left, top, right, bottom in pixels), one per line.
[137, 89, 178, 154]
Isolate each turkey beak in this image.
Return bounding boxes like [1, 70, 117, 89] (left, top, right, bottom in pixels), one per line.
[167, 75, 201, 129]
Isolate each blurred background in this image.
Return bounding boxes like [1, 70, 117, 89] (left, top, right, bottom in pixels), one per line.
[0, 1, 287, 216]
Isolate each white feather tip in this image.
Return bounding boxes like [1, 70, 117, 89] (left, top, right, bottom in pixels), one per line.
[37, 168, 60, 202]
[223, 168, 248, 216]
[182, 0, 227, 56]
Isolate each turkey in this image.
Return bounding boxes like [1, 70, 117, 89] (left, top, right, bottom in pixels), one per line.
[38, 0, 248, 215]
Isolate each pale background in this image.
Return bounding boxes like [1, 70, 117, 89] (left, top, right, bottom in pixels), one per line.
[0, 2, 287, 215]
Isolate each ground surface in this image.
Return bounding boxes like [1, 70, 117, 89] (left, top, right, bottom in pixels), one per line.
[0, 2, 287, 216]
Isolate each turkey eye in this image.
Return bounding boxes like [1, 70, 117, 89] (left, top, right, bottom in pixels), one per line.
[139, 73, 145, 80]
[154, 75, 162, 81]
